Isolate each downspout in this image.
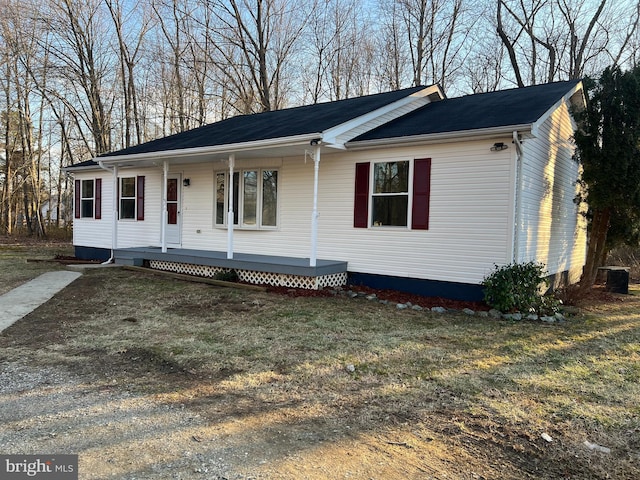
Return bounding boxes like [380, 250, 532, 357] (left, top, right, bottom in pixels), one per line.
[98, 160, 118, 264]
[310, 143, 321, 267]
[512, 131, 524, 263]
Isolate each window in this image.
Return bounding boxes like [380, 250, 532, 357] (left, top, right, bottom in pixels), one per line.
[74, 178, 101, 219]
[354, 158, 431, 230]
[118, 176, 145, 221]
[81, 180, 95, 218]
[215, 169, 278, 228]
[120, 177, 136, 219]
[372, 161, 409, 226]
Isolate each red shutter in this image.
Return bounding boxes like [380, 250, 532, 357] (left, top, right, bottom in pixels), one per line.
[136, 175, 145, 221]
[354, 162, 370, 228]
[412, 158, 431, 230]
[94, 178, 102, 219]
[74, 180, 81, 218]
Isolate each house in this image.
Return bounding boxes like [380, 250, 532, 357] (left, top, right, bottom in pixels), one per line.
[65, 80, 587, 301]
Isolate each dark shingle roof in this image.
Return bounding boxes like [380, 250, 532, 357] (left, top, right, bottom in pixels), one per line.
[352, 80, 580, 142]
[66, 159, 99, 169]
[103, 86, 425, 157]
[70, 80, 581, 170]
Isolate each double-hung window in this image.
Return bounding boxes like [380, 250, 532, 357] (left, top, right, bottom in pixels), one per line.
[215, 169, 278, 228]
[74, 178, 101, 219]
[81, 180, 95, 218]
[354, 158, 431, 230]
[118, 176, 145, 221]
[120, 177, 136, 219]
[372, 161, 410, 226]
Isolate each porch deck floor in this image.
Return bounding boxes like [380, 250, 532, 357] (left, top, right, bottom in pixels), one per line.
[114, 247, 347, 277]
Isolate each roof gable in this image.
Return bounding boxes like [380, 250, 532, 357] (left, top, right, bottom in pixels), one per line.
[322, 85, 444, 148]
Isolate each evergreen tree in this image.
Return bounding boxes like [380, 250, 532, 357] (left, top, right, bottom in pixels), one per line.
[574, 66, 640, 288]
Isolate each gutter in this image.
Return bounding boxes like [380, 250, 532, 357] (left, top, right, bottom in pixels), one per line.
[346, 124, 534, 150]
[96, 133, 323, 165]
[97, 160, 118, 264]
[63, 164, 101, 172]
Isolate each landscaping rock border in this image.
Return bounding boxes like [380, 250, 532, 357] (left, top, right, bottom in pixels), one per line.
[332, 288, 567, 323]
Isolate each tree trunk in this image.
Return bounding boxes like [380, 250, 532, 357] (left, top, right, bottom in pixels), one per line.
[580, 207, 611, 290]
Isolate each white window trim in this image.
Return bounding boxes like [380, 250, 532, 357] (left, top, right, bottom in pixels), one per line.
[370, 159, 414, 229]
[215, 168, 280, 230]
[119, 176, 137, 221]
[80, 179, 95, 219]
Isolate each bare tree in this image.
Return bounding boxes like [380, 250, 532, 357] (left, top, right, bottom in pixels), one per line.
[303, 0, 343, 103]
[463, 34, 506, 92]
[379, 0, 476, 91]
[208, 0, 308, 113]
[42, 0, 114, 155]
[152, 0, 197, 133]
[106, 0, 152, 148]
[0, 0, 47, 236]
[427, 0, 481, 91]
[496, 0, 640, 86]
[376, 0, 409, 91]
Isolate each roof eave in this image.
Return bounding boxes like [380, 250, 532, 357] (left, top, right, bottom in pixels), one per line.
[346, 124, 535, 150]
[96, 132, 323, 166]
[63, 164, 99, 173]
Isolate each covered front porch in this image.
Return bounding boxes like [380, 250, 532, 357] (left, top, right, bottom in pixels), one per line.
[114, 247, 348, 290]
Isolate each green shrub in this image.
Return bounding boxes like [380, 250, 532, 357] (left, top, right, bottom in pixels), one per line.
[482, 262, 556, 314]
[214, 269, 239, 282]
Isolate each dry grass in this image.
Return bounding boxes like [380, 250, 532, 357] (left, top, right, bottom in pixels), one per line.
[0, 240, 74, 295]
[1, 246, 639, 478]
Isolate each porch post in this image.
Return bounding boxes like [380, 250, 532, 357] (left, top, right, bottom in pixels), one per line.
[227, 154, 235, 259]
[310, 145, 320, 267]
[112, 165, 118, 251]
[161, 160, 169, 253]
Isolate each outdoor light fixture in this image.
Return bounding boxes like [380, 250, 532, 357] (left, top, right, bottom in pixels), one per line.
[491, 142, 509, 151]
[183, 178, 191, 187]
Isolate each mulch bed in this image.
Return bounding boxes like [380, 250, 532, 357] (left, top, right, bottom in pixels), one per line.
[25, 255, 102, 265]
[267, 284, 490, 311]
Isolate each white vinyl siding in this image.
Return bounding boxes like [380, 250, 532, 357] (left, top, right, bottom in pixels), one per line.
[517, 101, 587, 280]
[72, 169, 162, 249]
[72, 108, 584, 287]
[313, 142, 514, 284]
[73, 141, 515, 285]
[172, 142, 512, 285]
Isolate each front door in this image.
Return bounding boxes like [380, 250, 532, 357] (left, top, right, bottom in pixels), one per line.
[166, 175, 181, 246]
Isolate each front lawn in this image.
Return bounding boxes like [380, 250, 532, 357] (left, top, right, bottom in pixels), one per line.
[0, 247, 638, 478]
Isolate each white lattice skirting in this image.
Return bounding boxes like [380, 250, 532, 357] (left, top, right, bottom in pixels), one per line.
[149, 260, 347, 290]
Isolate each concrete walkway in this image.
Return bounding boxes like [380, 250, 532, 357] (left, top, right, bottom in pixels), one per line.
[0, 270, 82, 333]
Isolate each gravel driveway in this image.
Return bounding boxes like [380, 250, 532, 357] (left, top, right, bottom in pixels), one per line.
[0, 360, 250, 479]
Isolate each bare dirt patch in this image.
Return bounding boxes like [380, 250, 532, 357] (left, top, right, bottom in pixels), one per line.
[1, 253, 639, 479]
